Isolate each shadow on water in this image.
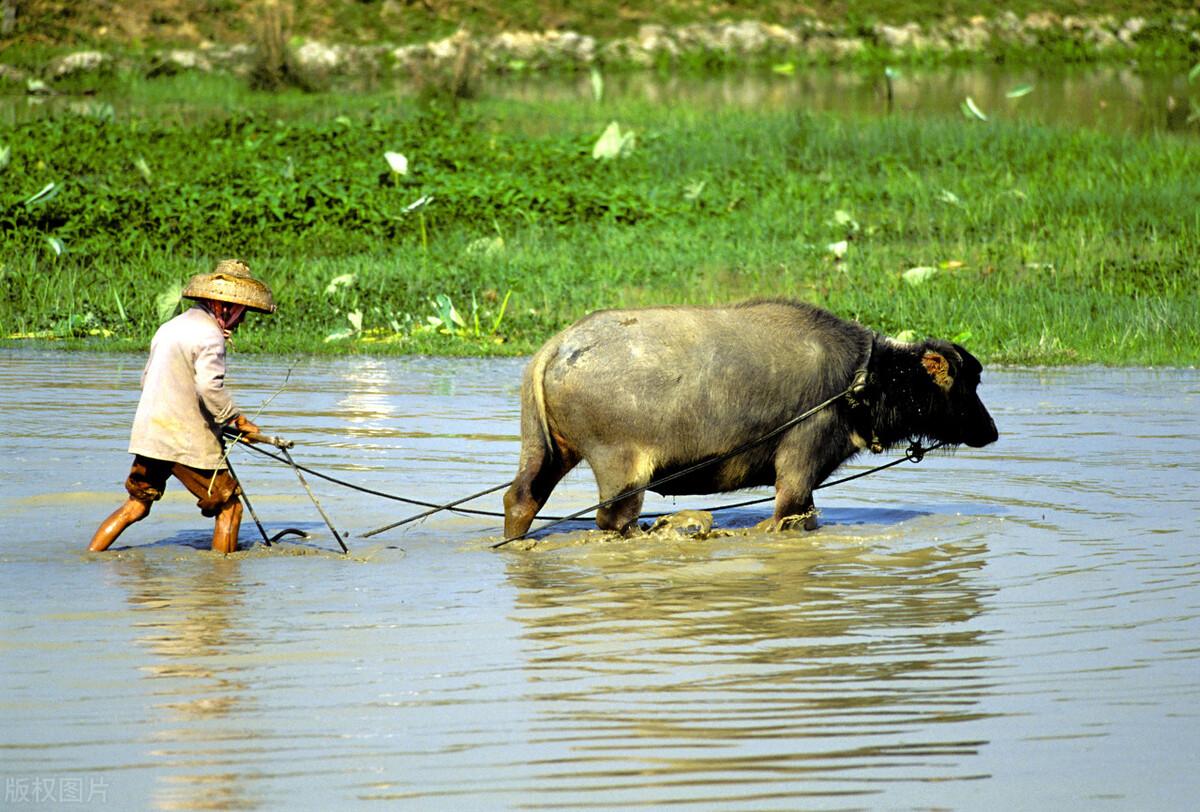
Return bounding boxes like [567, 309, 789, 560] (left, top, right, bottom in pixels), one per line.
[102, 521, 328, 553]
[516, 504, 935, 541]
[500, 533, 997, 806]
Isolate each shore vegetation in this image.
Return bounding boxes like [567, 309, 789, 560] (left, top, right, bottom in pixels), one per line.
[2, 69, 1197, 365]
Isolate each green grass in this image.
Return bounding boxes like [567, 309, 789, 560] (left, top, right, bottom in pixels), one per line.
[2, 77, 1197, 365]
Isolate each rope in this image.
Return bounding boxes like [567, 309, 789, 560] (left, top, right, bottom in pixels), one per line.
[223, 386, 945, 547]
[631, 440, 946, 517]
[360, 481, 514, 538]
[229, 437, 513, 517]
[492, 372, 872, 548]
[490, 439, 942, 548]
[232, 435, 942, 535]
[223, 443, 308, 545]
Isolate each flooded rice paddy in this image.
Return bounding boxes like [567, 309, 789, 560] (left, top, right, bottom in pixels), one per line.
[2, 350, 1199, 809]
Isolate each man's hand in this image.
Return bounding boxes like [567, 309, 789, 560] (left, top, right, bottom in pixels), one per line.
[230, 413, 261, 436]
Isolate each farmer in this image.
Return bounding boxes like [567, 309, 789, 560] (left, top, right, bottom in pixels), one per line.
[89, 259, 277, 554]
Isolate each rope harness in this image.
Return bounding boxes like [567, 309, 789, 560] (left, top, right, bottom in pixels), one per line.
[223, 357, 945, 551]
[492, 365, 876, 548]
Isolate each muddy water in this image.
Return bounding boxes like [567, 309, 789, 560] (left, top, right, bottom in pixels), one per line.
[2, 349, 1198, 809]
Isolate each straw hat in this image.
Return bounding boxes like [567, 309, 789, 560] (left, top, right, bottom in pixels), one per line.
[182, 259, 276, 314]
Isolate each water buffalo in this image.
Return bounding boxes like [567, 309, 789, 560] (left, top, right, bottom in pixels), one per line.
[502, 299, 998, 538]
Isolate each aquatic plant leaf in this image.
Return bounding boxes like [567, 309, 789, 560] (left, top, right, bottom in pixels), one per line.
[80, 103, 114, 121]
[466, 236, 505, 256]
[589, 67, 604, 102]
[347, 310, 363, 332]
[112, 288, 128, 322]
[434, 294, 466, 329]
[133, 156, 152, 183]
[592, 121, 635, 160]
[384, 151, 408, 175]
[0, 144, 9, 172]
[490, 290, 513, 334]
[1006, 84, 1034, 99]
[404, 194, 433, 213]
[830, 209, 859, 232]
[324, 273, 356, 294]
[23, 182, 58, 206]
[961, 97, 988, 121]
[155, 282, 183, 322]
[592, 122, 622, 160]
[903, 266, 938, 285]
[324, 328, 354, 342]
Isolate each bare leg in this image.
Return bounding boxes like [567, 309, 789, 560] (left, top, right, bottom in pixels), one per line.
[89, 499, 150, 551]
[211, 499, 243, 554]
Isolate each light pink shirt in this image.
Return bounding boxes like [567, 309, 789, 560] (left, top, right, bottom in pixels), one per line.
[128, 306, 240, 469]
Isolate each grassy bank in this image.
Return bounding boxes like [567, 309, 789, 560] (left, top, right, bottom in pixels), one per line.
[2, 76, 1197, 365]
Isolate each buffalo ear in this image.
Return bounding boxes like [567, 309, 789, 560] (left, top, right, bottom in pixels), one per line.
[921, 351, 955, 391]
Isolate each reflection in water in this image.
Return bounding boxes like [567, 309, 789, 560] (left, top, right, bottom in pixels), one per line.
[114, 555, 259, 811]
[336, 357, 398, 432]
[505, 535, 995, 804]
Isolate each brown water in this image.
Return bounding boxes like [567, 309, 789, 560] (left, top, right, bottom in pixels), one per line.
[2, 349, 1199, 809]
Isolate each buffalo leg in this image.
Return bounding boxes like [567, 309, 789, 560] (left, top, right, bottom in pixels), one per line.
[503, 444, 579, 539]
[770, 486, 819, 531]
[769, 427, 829, 531]
[591, 447, 651, 535]
[594, 489, 646, 535]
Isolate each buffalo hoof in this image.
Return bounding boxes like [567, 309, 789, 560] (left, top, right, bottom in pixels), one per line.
[755, 511, 819, 532]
